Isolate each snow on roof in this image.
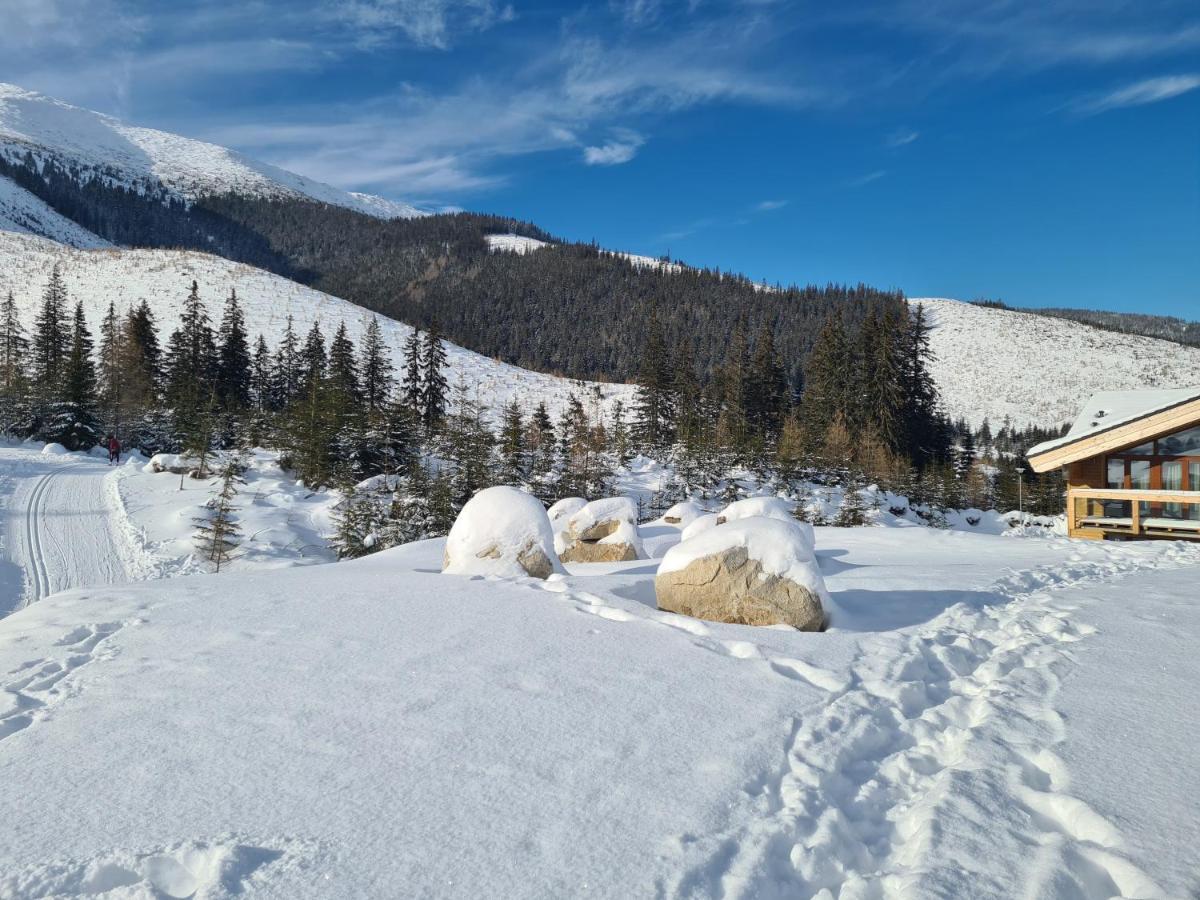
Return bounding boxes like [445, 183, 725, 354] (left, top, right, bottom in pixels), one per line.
[1028, 387, 1200, 457]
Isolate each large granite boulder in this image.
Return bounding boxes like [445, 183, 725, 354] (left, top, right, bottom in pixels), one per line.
[560, 497, 645, 563]
[443, 486, 563, 579]
[655, 517, 829, 630]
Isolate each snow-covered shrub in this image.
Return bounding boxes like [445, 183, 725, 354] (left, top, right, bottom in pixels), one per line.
[443, 486, 563, 579]
[656, 518, 831, 631]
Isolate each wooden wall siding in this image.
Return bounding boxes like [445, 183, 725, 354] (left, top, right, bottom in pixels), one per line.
[1028, 397, 1200, 473]
[1068, 458, 1104, 488]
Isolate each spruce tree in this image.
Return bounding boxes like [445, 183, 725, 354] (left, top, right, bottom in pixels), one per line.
[631, 310, 674, 453]
[32, 264, 70, 400]
[401, 326, 423, 415]
[498, 400, 526, 483]
[800, 312, 854, 451]
[746, 321, 787, 442]
[299, 321, 327, 388]
[0, 291, 30, 431]
[165, 280, 217, 409]
[328, 321, 360, 406]
[250, 334, 273, 410]
[271, 315, 301, 410]
[359, 315, 394, 421]
[97, 301, 123, 432]
[215, 289, 251, 411]
[420, 321, 448, 431]
[193, 450, 245, 571]
[46, 302, 101, 450]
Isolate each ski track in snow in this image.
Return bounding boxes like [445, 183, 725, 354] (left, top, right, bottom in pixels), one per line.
[538, 542, 1197, 899]
[6, 459, 133, 608]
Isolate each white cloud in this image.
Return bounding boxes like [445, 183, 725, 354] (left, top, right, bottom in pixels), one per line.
[848, 170, 886, 187]
[754, 199, 788, 211]
[1075, 73, 1200, 114]
[583, 131, 644, 165]
[328, 0, 514, 49]
[886, 128, 919, 147]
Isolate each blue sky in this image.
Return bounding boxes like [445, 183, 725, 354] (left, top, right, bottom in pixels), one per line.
[4, 0, 1198, 315]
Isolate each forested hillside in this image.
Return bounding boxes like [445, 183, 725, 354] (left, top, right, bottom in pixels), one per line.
[971, 299, 1200, 348]
[1, 149, 901, 387]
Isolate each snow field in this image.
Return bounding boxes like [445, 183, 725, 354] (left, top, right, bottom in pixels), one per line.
[3, 521, 1198, 896]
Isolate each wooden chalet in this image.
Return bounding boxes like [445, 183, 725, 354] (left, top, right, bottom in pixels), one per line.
[1027, 387, 1200, 540]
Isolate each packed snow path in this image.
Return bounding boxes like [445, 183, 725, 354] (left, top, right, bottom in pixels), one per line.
[0, 448, 136, 615]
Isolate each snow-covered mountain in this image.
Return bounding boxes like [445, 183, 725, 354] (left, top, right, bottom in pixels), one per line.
[914, 297, 1200, 429]
[0, 83, 425, 230]
[0, 231, 634, 419]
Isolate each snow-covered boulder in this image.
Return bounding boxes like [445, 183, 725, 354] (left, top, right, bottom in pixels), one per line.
[145, 453, 199, 475]
[661, 500, 704, 528]
[655, 518, 830, 631]
[717, 496, 813, 550]
[443, 486, 563, 580]
[40, 443, 69, 456]
[680, 513, 719, 542]
[547, 497, 587, 527]
[717, 496, 793, 525]
[560, 497, 644, 563]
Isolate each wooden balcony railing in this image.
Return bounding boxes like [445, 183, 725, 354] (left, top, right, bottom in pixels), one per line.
[1067, 487, 1200, 537]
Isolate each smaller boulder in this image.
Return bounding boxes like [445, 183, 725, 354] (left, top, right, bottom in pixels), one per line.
[560, 497, 645, 563]
[443, 486, 563, 579]
[656, 517, 829, 631]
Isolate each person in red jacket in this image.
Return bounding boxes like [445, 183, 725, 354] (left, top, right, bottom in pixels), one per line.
[107, 434, 121, 464]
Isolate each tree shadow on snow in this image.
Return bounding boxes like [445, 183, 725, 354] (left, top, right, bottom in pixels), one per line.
[831, 589, 1002, 632]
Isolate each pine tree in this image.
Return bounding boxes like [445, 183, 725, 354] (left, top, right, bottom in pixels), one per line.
[359, 315, 394, 421]
[0, 291, 30, 432]
[498, 400, 526, 483]
[746, 321, 787, 442]
[215, 288, 251, 411]
[299, 321, 327, 388]
[97, 301, 124, 432]
[631, 310, 674, 453]
[420, 321, 448, 431]
[858, 307, 906, 453]
[401, 326, 423, 415]
[193, 450, 245, 572]
[32, 264, 70, 401]
[250, 334, 273, 410]
[45, 302, 101, 450]
[332, 481, 389, 559]
[527, 401, 557, 500]
[672, 340, 701, 449]
[833, 478, 870, 527]
[715, 317, 750, 453]
[165, 280, 217, 409]
[800, 311, 854, 451]
[328, 321, 360, 406]
[271, 315, 301, 410]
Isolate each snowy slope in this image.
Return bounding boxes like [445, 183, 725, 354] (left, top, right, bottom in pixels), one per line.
[913, 297, 1200, 429]
[486, 232, 683, 272]
[0, 231, 635, 418]
[0, 84, 424, 220]
[0, 175, 110, 249]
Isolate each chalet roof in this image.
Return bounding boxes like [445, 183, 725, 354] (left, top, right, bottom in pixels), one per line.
[1028, 387, 1200, 459]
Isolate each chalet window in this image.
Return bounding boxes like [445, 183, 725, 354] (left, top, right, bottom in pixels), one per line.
[1158, 425, 1200, 457]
